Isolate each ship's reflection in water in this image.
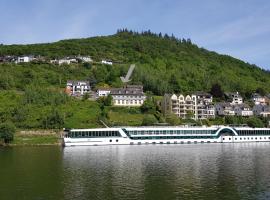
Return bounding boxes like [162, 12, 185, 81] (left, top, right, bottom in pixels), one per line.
[62, 143, 270, 200]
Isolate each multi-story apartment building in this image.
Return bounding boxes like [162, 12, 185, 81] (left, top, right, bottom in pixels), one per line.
[65, 80, 91, 96]
[162, 92, 215, 120]
[195, 92, 215, 119]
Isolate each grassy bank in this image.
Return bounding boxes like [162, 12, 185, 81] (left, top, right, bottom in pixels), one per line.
[10, 130, 61, 146]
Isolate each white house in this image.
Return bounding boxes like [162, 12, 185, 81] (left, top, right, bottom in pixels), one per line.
[229, 92, 243, 105]
[253, 105, 270, 117]
[252, 93, 266, 105]
[77, 56, 93, 63]
[234, 104, 253, 116]
[51, 57, 78, 65]
[16, 56, 33, 63]
[101, 59, 113, 65]
[215, 103, 235, 116]
[66, 80, 91, 96]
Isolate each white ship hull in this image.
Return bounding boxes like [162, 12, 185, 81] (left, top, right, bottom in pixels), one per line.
[63, 126, 270, 146]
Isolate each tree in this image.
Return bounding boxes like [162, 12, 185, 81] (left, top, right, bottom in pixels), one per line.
[140, 97, 156, 114]
[247, 117, 264, 128]
[169, 74, 181, 93]
[104, 94, 112, 106]
[210, 83, 224, 98]
[256, 88, 266, 96]
[0, 122, 16, 143]
[97, 95, 112, 107]
[165, 114, 181, 125]
[141, 114, 158, 126]
[42, 109, 64, 129]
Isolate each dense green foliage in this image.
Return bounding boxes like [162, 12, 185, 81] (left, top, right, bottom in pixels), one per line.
[1, 30, 269, 95]
[0, 30, 269, 129]
[0, 122, 16, 143]
[142, 114, 158, 126]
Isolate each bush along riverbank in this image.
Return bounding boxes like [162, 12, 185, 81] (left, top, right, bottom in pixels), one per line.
[5, 130, 62, 146]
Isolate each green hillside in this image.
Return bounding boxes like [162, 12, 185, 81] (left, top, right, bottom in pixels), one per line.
[0, 29, 269, 132]
[1, 29, 269, 95]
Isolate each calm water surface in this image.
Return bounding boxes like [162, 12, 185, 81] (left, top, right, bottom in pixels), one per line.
[1, 143, 270, 200]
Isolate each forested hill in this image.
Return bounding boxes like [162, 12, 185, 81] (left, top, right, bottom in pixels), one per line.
[1, 29, 270, 95]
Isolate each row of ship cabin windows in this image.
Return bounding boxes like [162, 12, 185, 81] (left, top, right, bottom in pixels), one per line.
[67, 131, 121, 138]
[131, 135, 218, 140]
[237, 130, 270, 135]
[127, 130, 216, 135]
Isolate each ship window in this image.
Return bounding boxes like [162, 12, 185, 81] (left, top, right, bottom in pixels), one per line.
[116, 139, 118, 142]
[110, 140, 112, 142]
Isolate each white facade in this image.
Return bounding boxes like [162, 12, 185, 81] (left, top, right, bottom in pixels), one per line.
[234, 105, 253, 116]
[252, 93, 266, 105]
[16, 56, 32, 63]
[66, 80, 91, 96]
[113, 96, 145, 106]
[77, 56, 93, 63]
[111, 86, 146, 107]
[253, 105, 270, 117]
[97, 88, 111, 97]
[230, 92, 243, 105]
[101, 60, 113, 65]
[59, 59, 71, 65]
[164, 93, 215, 120]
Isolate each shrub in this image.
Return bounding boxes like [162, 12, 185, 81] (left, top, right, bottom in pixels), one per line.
[141, 114, 157, 126]
[0, 122, 16, 143]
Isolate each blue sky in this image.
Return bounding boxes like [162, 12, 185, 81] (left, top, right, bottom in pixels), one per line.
[1, 0, 270, 69]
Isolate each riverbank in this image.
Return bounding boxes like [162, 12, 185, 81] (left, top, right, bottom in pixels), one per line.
[9, 130, 62, 146]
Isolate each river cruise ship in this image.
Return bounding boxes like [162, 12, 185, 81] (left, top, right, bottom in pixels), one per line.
[63, 126, 270, 146]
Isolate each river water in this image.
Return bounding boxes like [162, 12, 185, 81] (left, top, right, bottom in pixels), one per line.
[1, 143, 270, 200]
